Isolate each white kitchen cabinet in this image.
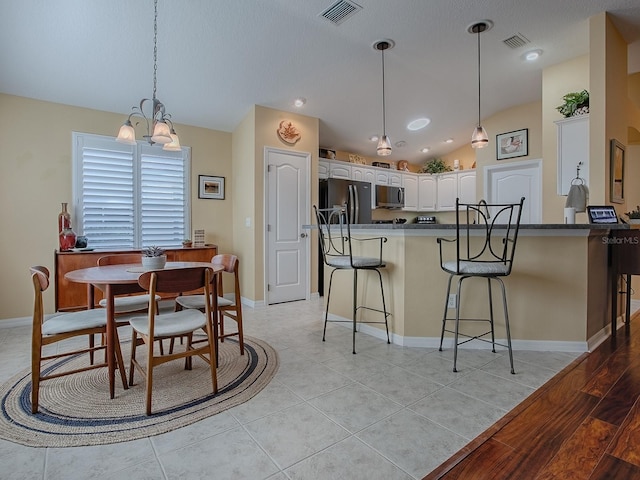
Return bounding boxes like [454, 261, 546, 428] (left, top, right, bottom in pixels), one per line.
[329, 162, 351, 179]
[402, 174, 418, 211]
[457, 170, 476, 204]
[555, 115, 589, 195]
[318, 160, 329, 179]
[374, 170, 402, 186]
[418, 175, 437, 211]
[436, 172, 457, 211]
[351, 166, 376, 184]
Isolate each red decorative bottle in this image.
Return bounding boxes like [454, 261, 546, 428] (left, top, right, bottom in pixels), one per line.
[58, 203, 75, 251]
[58, 203, 71, 233]
[59, 227, 77, 251]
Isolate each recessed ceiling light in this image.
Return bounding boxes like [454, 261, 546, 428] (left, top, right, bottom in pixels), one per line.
[407, 118, 431, 131]
[420, 147, 430, 153]
[445, 138, 454, 144]
[523, 49, 542, 61]
[395, 140, 407, 148]
[370, 135, 379, 142]
[293, 97, 306, 107]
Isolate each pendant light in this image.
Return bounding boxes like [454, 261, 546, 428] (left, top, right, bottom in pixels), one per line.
[116, 0, 180, 150]
[469, 21, 491, 149]
[374, 40, 394, 156]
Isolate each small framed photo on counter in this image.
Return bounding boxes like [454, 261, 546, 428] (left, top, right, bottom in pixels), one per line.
[497, 128, 528, 160]
[198, 175, 225, 200]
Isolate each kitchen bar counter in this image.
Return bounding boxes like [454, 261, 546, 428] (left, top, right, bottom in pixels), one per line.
[316, 224, 625, 352]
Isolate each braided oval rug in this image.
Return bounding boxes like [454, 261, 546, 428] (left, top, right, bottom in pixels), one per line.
[0, 336, 278, 447]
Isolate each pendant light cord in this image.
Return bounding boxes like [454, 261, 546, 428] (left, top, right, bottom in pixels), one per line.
[476, 27, 481, 127]
[153, 0, 158, 102]
[381, 45, 386, 136]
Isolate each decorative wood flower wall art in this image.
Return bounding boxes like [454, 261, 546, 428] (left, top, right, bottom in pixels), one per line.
[277, 120, 301, 145]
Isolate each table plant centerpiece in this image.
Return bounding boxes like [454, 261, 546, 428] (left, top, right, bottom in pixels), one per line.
[142, 246, 167, 269]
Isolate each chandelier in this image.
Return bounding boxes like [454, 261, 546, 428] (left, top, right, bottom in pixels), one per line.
[116, 0, 180, 151]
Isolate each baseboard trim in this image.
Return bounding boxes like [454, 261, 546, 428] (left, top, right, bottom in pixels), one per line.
[327, 313, 589, 353]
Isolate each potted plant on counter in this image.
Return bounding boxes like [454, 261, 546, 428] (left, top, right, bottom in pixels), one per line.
[142, 246, 167, 269]
[182, 239, 193, 248]
[625, 206, 640, 224]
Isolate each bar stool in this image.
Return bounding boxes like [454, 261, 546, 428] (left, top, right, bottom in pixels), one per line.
[437, 197, 525, 373]
[314, 206, 391, 354]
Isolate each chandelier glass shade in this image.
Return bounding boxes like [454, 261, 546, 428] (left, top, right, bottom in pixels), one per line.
[116, 0, 180, 151]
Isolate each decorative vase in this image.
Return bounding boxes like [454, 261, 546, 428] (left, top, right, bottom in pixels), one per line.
[58, 202, 71, 234]
[142, 255, 167, 270]
[59, 227, 77, 251]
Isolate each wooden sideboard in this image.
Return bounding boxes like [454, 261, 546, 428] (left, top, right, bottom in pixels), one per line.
[54, 245, 218, 312]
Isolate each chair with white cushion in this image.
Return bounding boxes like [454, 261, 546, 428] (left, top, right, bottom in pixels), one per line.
[30, 266, 127, 414]
[175, 254, 244, 356]
[437, 197, 525, 374]
[314, 206, 391, 354]
[128, 266, 218, 415]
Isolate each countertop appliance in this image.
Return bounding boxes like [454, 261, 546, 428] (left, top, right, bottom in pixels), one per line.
[319, 178, 372, 224]
[415, 216, 437, 224]
[375, 185, 404, 209]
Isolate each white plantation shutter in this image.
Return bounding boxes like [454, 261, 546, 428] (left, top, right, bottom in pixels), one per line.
[72, 133, 190, 250]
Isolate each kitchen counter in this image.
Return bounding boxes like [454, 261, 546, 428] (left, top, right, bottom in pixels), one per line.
[315, 224, 624, 352]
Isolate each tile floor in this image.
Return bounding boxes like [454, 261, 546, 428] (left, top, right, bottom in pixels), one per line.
[0, 298, 581, 480]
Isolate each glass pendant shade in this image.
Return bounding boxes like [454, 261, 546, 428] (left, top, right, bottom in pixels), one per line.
[151, 120, 172, 144]
[471, 125, 489, 149]
[116, 122, 137, 145]
[377, 135, 392, 156]
[163, 130, 182, 151]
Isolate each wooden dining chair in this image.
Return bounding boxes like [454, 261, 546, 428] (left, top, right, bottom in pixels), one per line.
[174, 254, 244, 355]
[128, 266, 218, 415]
[97, 254, 164, 353]
[30, 266, 127, 414]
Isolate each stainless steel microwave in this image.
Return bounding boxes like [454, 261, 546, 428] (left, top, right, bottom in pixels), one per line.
[375, 185, 405, 209]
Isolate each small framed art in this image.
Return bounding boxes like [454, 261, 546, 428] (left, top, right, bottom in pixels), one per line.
[198, 175, 225, 200]
[497, 128, 528, 160]
[610, 139, 625, 204]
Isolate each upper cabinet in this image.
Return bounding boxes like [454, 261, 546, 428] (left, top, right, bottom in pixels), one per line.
[417, 175, 437, 211]
[351, 165, 376, 184]
[436, 172, 458, 211]
[457, 170, 477, 205]
[402, 174, 418, 211]
[555, 115, 589, 195]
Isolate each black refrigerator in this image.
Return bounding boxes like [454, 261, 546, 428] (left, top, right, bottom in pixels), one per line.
[318, 178, 372, 295]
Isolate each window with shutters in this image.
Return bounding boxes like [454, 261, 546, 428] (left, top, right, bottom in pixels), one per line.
[72, 132, 191, 249]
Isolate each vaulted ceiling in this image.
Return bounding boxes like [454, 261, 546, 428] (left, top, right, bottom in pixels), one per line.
[1, 0, 639, 164]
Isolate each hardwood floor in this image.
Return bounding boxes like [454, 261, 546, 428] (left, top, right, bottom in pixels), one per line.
[425, 311, 640, 480]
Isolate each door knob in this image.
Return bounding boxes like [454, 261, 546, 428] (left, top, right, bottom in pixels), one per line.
[300, 233, 308, 238]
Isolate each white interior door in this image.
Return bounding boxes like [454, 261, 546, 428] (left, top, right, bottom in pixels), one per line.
[484, 159, 542, 224]
[265, 148, 310, 304]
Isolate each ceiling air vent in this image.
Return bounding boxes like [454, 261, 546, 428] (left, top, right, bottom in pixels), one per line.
[502, 33, 530, 49]
[319, 0, 362, 26]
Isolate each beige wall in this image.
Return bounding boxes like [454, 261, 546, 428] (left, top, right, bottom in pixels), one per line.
[474, 101, 543, 202]
[0, 93, 233, 319]
[542, 55, 590, 223]
[233, 105, 320, 303]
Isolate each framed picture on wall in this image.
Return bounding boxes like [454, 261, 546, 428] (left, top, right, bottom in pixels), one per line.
[198, 175, 225, 200]
[496, 128, 528, 160]
[610, 139, 625, 204]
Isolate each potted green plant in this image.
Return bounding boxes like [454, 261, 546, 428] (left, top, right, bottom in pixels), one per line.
[625, 205, 640, 224]
[556, 90, 589, 117]
[182, 239, 193, 248]
[142, 246, 167, 269]
[420, 158, 453, 174]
